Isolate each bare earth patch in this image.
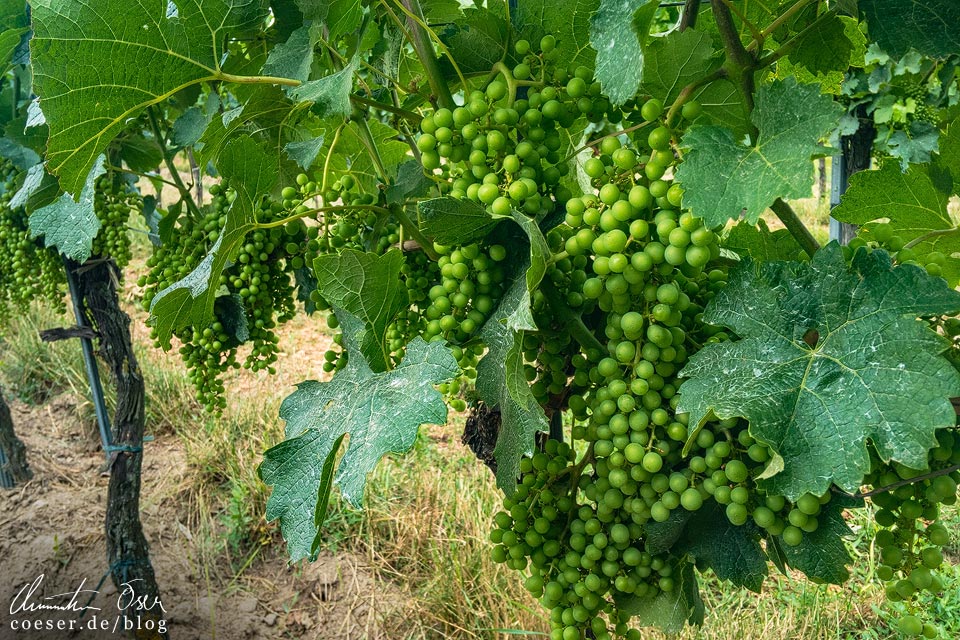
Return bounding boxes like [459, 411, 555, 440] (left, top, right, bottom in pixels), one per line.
[0, 395, 410, 640]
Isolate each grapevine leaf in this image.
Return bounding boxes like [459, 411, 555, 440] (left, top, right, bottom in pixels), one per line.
[261, 324, 457, 562]
[269, 0, 303, 40]
[291, 56, 359, 118]
[294, 0, 361, 41]
[504, 209, 550, 295]
[860, 0, 960, 59]
[676, 78, 843, 227]
[934, 121, 960, 193]
[832, 160, 960, 286]
[263, 24, 315, 83]
[149, 137, 275, 348]
[387, 160, 433, 205]
[778, 497, 856, 584]
[294, 265, 319, 315]
[0, 27, 28, 69]
[615, 561, 704, 633]
[117, 134, 162, 175]
[640, 29, 747, 135]
[30, 0, 269, 194]
[332, 119, 410, 192]
[28, 156, 105, 262]
[171, 95, 220, 148]
[0, 135, 40, 171]
[640, 29, 715, 105]
[678, 244, 960, 499]
[476, 267, 548, 492]
[787, 13, 854, 74]
[11, 163, 59, 212]
[214, 294, 250, 344]
[682, 513, 767, 593]
[3, 113, 49, 159]
[644, 505, 767, 592]
[197, 86, 304, 187]
[724, 218, 804, 262]
[284, 135, 325, 170]
[312, 249, 408, 373]
[878, 121, 941, 170]
[417, 197, 497, 245]
[512, 0, 600, 69]
[589, 0, 658, 107]
[439, 8, 508, 76]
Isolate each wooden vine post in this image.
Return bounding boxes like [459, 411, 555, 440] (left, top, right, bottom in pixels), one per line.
[67, 258, 167, 639]
[0, 388, 32, 487]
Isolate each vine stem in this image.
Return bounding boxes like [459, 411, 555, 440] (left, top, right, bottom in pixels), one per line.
[217, 72, 301, 87]
[835, 463, 960, 500]
[392, 205, 440, 260]
[664, 67, 727, 127]
[902, 228, 960, 251]
[756, 0, 818, 41]
[679, 0, 701, 30]
[321, 122, 346, 198]
[757, 10, 839, 68]
[394, 0, 457, 108]
[146, 107, 202, 219]
[351, 94, 422, 123]
[721, 0, 764, 47]
[255, 204, 390, 229]
[771, 198, 821, 257]
[711, 0, 757, 128]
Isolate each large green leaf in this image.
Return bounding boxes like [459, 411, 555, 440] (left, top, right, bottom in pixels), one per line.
[589, 0, 658, 106]
[724, 218, 805, 261]
[615, 561, 704, 633]
[860, 0, 960, 59]
[197, 85, 306, 184]
[933, 121, 960, 194]
[439, 8, 508, 76]
[260, 315, 456, 561]
[645, 505, 768, 592]
[149, 136, 276, 347]
[678, 244, 960, 499]
[777, 497, 855, 584]
[639, 28, 747, 134]
[476, 268, 548, 491]
[290, 56, 359, 119]
[832, 160, 960, 286]
[30, 0, 270, 194]
[263, 24, 316, 82]
[28, 156, 104, 262]
[512, 0, 600, 69]
[417, 196, 497, 245]
[294, 0, 361, 41]
[676, 78, 842, 227]
[787, 13, 854, 74]
[312, 249, 408, 373]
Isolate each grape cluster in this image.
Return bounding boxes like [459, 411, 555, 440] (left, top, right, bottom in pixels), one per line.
[478, 69, 874, 635]
[91, 174, 141, 267]
[0, 160, 65, 326]
[866, 429, 960, 637]
[140, 184, 303, 411]
[416, 36, 632, 221]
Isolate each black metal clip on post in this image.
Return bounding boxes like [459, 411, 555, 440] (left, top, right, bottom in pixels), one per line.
[62, 258, 115, 464]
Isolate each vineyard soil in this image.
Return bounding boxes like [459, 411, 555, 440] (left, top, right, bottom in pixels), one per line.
[0, 394, 406, 640]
